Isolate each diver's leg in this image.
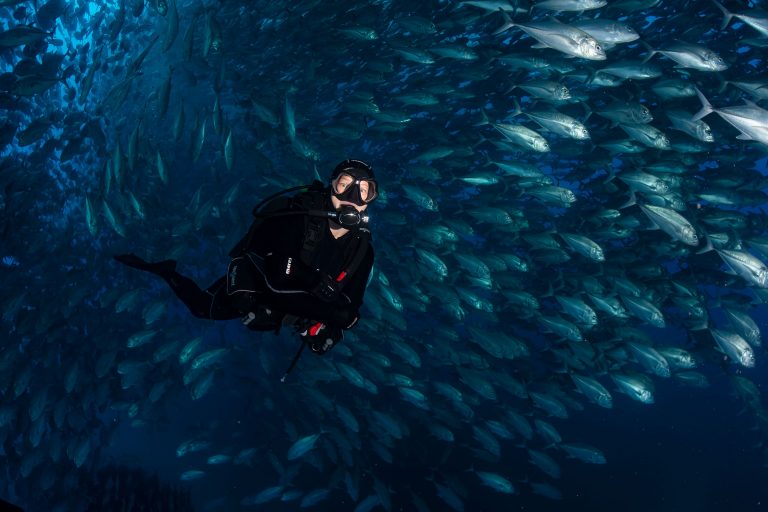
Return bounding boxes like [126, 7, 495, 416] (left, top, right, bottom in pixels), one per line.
[163, 273, 220, 319]
[114, 253, 177, 277]
[201, 276, 243, 320]
[114, 254, 240, 320]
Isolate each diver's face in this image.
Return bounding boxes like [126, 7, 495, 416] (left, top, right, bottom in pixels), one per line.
[331, 172, 376, 211]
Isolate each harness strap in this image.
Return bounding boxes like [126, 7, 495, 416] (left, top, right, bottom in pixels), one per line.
[334, 229, 371, 290]
[298, 184, 329, 265]
[301, 217, 324, 266]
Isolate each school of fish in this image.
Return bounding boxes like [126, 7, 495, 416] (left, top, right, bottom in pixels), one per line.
[1, 0, 768, 509]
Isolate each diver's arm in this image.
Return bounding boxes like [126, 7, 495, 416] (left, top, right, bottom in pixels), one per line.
[337, 244, 375, 326]
[260, 291, 357, 329]
[296, 243, 375, 329]
[260, 247, 373, 354]
[296, 248, 374, 354]
[253, 243, 374, 328]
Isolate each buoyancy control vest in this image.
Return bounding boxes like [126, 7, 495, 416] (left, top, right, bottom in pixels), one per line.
[229, 181, 371, 294]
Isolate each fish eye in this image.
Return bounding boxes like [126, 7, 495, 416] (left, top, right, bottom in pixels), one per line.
[596, 44, 602, 51]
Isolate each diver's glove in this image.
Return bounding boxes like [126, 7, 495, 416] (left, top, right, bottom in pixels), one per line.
[297, 321, 343, 355]
[311, 273, 342, 303]
[241, 306, 282, 331]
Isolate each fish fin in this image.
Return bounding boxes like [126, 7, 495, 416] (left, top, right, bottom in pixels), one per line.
[511, 98, 522, 118]
[689, 321, 709, 331]
[711, 0, 733, 30]
[473, 109, 490, 127]
[619, 190, 637, 210]
[719, 259, 739, 276]
[585, 69, 597, 86]
[692, 87, 714, 121]
[530, 43, 548, 49]
[472, 134, 489, 149]
[742, 98, 760, 108]
[695, 231, 714, 255]
[640, 40, 657, 63]
[717, 76, 728, 93]
[735, 133, 753, 140]
[492, 8, 516, 36]
[644, 222, 661, 231]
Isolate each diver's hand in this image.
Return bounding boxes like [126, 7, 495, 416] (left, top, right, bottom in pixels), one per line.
[311, 273, 341, 302]
[298, 322, 343, 355]
[241, 307, 281, 331]
[242, 311, 257, 326]
[242, 311, 266, 331]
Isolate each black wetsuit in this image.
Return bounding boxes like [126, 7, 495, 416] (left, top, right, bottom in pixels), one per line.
[125, 188, 374, 335]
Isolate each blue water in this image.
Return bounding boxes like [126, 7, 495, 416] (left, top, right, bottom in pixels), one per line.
[3, 0, 768, 510]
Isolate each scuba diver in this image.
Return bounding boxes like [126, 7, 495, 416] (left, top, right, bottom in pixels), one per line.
[114, 159, 376, 375]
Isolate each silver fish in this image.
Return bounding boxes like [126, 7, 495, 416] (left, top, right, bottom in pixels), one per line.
[532, 0, 606, 12]
[638, 204, 699, 246]
[713, 0, 768, 37]
[572, 19, 640, 44]
[571, 374, 612, 408]
[494, 13, 606, 60]
[715, 249, 768, 288]
[710, 329, 755, 368]
[648, 41, 728, 71]
[611, 372, 654, 404]
[619, 123, 670, 149]
[666, 109, 714, 142]
[521, 109, 590, 140]
[693, 88, 768, 146]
